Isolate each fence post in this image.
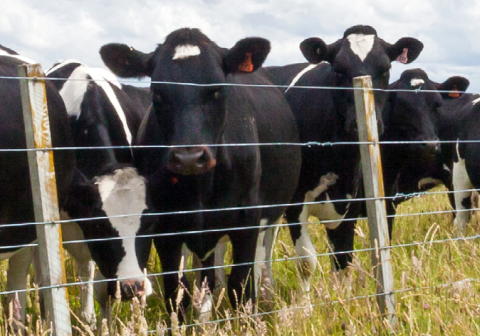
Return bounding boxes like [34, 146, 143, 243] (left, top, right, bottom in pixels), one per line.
[18, 64, 72, 336]
[353, 75, 396, 328]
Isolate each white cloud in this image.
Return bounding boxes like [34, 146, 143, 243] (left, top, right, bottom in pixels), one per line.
[0, 0, 479, 92]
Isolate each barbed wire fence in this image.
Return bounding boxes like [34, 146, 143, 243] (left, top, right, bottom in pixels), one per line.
[1, 65, 479, 334]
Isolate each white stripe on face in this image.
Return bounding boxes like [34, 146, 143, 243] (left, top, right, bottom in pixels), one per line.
[346, 34, 375, 62]
[172, 44, 201, 60]
[0, 49, 35, 64]
[51, 60, 133, 144]
[95, 168, 152, 295]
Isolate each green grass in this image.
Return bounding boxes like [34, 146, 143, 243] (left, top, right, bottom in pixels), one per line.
[2, 186, 480, 335]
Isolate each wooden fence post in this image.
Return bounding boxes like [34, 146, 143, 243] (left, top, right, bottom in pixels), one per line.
[18, 64, 72, 336]
[353, 75, 397, 328]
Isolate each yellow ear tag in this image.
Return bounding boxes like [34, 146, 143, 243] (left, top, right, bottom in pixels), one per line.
[238, 53, 254, 72]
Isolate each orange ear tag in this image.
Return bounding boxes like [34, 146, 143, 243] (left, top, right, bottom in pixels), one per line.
[171, 177, 179, 185]
[449, 85, 460, 98]
[238, 53, 254, 72]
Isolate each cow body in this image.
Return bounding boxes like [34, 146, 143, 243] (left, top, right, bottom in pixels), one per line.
[266, 25, 424, 298]
[100, 28, 301, 321]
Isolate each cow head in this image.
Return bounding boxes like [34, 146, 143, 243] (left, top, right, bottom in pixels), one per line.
[384, 69, 468, 154]
[65, 168, 154, 300]
[300, 25, 424, 138]
[100, 28, 270, 175]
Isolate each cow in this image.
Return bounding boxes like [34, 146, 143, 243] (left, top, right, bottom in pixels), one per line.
[99, 28, 301, 322]
[432, 79, 480, 237]
[45, 60, 155, 320]
[0, 45, 76, 327]
[381, 69, 469, 237]
[265, 25, 424, 301]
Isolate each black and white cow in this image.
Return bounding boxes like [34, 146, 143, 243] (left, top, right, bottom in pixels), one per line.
[45, 60, 154, 317]
[266, 25, 424, 298]
[0, 45, 76, 324]
[99, 28, 301, 321]
[381, 69, 469, 236]
[432, 80, 480, 236]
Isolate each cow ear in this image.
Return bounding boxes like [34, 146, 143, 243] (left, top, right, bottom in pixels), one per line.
[100, 43, 154, 78]
[63, 170, 100, 218]
[437, 76, 470, 99]
[388, 37, 424, 64]
[300, 38, 328, 64]
[224, 37, 271, 74]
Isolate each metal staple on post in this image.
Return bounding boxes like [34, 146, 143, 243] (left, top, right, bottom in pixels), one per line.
[353, 75, 397, 327]
[18, 64, 72, 336]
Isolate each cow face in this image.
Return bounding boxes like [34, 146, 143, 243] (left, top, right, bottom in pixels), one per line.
[100, 28, 270, 175]
[65, 168, 154, 300]
[300, 25, 423, 138]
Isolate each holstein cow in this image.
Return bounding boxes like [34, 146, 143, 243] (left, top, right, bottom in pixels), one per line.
[99, 28, 301, 322]
[0, 45, 76, 325]
[381, 69, 469, 236]
[433, 79, 480, 236]
[266, 25, 424, 299]
[45, 60, 154, 319]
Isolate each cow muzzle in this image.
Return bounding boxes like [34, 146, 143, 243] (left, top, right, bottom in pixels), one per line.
[167, 146, 216, 175]
[120, 278, 152, 300]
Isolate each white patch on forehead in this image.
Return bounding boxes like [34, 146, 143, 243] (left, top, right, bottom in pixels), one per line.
[172, 44, 201, 60]
[0, 49, 35, 64]
[347, 34, 375, 62]
[472, 97, 480, 105]
[49, 60, 132, 144]
[410, 78, 425, 87]
[96, 168, 151, 293]
[285, 63, 321, 93]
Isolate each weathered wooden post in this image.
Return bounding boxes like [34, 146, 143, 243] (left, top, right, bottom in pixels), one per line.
[19, 64, 72, 336]
[353, 75, 396, 328]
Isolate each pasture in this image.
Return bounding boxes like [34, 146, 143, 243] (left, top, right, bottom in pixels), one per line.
[1, 185, 479, 335]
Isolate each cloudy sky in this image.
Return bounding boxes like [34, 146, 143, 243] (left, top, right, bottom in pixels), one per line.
[2, 0, 480, 91]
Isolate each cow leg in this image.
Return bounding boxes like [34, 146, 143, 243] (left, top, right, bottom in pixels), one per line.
[453, 158, 473, 236]
[7, 247, 32, 328]
[93, 272, 111, 325]
[326, 219, 355, 288]
[288, 204, 317, 303]
[214, 237, 229, 292]
[254, 219, 268, 302]
[155, 238, 190, 321]
[228, 225, 258, 309]
[62, 222, 97, 329]
[386, 200, 396, 239]
[195, 252, 215, 323]
[257, 222, 280, 306]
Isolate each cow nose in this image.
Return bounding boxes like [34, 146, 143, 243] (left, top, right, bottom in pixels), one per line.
[167, 146, 216, 175]
[423, 139, 441, 154]
[121, 279, 147, 299]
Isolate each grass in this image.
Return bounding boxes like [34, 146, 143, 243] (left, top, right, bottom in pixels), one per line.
[2, 186, 480, 335]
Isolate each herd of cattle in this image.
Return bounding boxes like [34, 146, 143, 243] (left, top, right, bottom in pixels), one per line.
[1, 24, 479, 328]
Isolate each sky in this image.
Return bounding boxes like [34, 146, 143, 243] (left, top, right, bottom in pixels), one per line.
[2, 0, 480, 91]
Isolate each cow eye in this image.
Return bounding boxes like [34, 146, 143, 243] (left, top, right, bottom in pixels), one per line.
[204, 88, 222, 103]
[153, 92, 163, 104]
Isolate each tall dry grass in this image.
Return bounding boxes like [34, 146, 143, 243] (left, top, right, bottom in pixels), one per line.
[1, 186, 480, 335]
